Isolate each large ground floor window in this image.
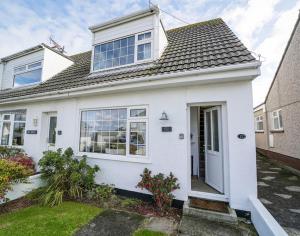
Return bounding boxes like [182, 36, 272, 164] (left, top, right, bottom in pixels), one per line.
[79, 106, 147, 157]
[0, 112, 26, 146]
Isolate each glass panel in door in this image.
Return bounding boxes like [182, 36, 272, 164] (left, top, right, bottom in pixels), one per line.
[48, 116, 57, 145]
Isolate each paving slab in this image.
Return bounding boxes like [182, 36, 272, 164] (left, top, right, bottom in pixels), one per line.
[75, 209, 144, 236]
[143, 217, 178, 235]
[257, 154, 300, 233]
[274, 193, 292, 199]
[179, 216, 257, 236]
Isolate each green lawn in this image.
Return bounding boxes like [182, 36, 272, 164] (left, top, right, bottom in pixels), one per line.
[0, 201, 102, 236]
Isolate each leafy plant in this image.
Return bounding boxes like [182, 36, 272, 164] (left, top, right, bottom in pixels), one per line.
[0, 159, 30, 202]
[9, 154, 35, 175]
[0, 146, 23, 158]
[38, 147, 100, 206]
[121, 198, 142, 208]
[137, 168, 180, 210]
[86, 184, 115, 201]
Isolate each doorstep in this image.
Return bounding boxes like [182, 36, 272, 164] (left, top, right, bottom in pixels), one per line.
[183, 198, 238, 225]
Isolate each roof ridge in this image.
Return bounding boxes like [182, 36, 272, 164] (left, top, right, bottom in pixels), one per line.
[167, 18, 224, 33]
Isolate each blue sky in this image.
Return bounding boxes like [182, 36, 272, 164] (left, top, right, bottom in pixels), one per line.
[0, 0, 299, 106]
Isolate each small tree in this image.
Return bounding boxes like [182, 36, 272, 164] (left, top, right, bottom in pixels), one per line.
[137, 168, 180, 210]
[0, 159, 29, 202]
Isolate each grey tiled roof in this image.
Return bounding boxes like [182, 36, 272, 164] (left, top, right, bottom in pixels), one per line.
[0, 18, 256, 102]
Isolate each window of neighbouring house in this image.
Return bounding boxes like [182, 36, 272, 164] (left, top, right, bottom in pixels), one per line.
[255, 115, 264, 131]
[79, 106, 147, 157]
[0, 112, 26, 146]
[93, 31, 152, 71]
[13, 61, 42, 87]
[271, 109, 283, 130]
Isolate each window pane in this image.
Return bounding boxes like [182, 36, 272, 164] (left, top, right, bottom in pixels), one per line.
[80, 109, 127, 155]
[28, 62, 42, 69]
[14, 114, 26, 121]
[93, 36, 135, 70]
[130, 109, 146, 117]
[212, 110, 219, 152]
[279, 110, 283, 128]
[137, 43, 151, 61]
[48, 116, 57, 144]
[3, 115, 10, 120]
[12, 122, 25, 146]
[14, 65, 26, 73]
[130, 122, 146, 156]
[14, 68, 42, 87]
[206, 112, 211, 150]
[274, 117, 279, 130]
[1, 122, 10, 145]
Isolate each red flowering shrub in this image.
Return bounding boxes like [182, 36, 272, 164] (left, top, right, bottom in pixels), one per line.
[137, 168, 180, 210]
[9, 154, 35, 175]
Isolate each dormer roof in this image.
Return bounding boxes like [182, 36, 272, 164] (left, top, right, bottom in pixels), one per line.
[0, 18, 257, 102]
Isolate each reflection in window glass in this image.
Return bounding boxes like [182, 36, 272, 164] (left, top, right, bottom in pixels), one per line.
[12, 122, 25, 146]
[130, 122, 146, 156]
[80, 108, 127, 155]
[93, 36, 135, 70]
[212, 110, 219, 152]
[1, 122, 11, 145]
[130, 109, 146, 117]
[48, 116, 57, 145]
[206, 112, 211, 150]
[137, 43, 151, 60]
[14, 68, 42, 87]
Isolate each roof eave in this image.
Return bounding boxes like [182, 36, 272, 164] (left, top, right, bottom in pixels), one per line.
[89, 5, 159, 33]
[1, 45, 44, 63]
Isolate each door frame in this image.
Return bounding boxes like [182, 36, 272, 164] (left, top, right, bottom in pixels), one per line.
[187, 102, 229, 202]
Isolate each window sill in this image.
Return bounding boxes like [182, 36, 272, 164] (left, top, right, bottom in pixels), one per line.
[76, 152, 151, 164]
[255, 130, 264, 133]
[270, 129, 284, 133]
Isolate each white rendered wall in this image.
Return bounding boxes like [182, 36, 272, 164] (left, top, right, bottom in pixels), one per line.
[1, 50, 44, 89]
[42, 48, 73, 82]
[0, 80, 257, 210]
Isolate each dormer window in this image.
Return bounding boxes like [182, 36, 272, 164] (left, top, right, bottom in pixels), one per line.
[13, 61, 42, 87]
[93, 31, 153, 71]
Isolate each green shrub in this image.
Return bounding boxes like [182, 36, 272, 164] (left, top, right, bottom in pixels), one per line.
[0, 159, 30, 201]
[137, 168, 180, 210]
[38, 147, 100, 206]
[0, 146, 23, 158]
[86, 184, 115, 201]
[121, 198, 142, 208]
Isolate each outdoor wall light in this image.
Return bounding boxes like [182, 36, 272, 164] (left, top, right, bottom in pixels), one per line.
[159, 111, 169, 121]
[33, 118, 38, 127]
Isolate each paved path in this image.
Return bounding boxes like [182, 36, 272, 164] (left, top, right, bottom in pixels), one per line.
[257, 154, 300, 235]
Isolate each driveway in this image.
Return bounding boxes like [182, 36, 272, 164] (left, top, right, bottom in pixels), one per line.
[257, 153, 300, 235]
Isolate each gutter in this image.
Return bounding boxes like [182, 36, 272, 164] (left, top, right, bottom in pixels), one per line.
[0, 61, 261, 105]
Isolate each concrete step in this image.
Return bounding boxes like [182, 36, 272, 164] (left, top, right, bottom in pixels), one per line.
[183, 199, 238, 225]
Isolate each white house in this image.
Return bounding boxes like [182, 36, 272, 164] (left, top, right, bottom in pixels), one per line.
[0, 6, 261, 212]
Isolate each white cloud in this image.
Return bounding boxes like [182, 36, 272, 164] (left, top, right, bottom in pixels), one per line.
[252, 1, 300, 106]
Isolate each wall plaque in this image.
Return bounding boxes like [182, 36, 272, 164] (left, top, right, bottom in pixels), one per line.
[26, 130, 37, 134]
[162, 127, 172, 132]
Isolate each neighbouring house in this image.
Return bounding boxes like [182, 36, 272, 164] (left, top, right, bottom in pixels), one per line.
[254, 13, 300, 171]
[0, 6, 261, 212]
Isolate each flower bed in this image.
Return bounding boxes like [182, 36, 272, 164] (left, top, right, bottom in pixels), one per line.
[1, 173, 44, 204]
[0, 147, 42, 204]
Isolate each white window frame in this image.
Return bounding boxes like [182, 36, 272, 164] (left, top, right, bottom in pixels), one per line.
[0, 113, 26, 147]
[77, 105, 149, 163]
[91, 30, 153, 73]
[13, 60, 43, 87]
[271, 109, 283, 131]
[255, 115, 264, 132]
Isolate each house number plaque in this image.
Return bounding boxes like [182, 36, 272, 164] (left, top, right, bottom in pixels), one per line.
[162, 127, 172, 132]
[237, 134, 246, 139]
[26, 130, 38, 134]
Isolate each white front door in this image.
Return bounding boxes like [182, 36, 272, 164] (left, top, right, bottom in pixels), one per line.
[204, 106, 223, 193]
